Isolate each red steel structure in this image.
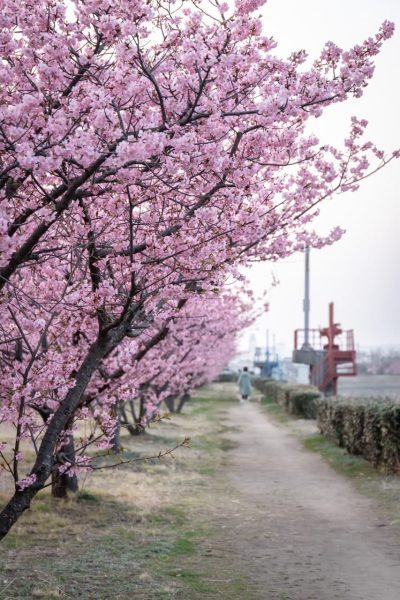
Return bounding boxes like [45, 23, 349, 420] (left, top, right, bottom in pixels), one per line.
[293, 302, 357, 395]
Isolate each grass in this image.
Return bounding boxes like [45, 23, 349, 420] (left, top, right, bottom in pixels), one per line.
[76, 490, 100, 503]
[303, 434, 377, 479]
[0, 384, 255, 599]
[260, 396, 291, 423]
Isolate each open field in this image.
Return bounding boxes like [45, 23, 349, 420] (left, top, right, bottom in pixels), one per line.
[337, 374, 400, 400]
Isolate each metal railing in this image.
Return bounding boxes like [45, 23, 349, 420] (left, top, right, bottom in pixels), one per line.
[294, 328, 355, 352]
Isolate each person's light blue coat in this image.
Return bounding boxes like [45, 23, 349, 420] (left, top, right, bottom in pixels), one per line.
[238, 371, 252, 397]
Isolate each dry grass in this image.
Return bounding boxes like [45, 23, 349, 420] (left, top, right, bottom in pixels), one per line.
[0, 384, 256, 600]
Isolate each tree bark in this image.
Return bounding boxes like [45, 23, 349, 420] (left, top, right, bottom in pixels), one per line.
[120, 402, 138, 436]
[51, 433, 79, 498]
[0, 331, 118, 540]
[0, 146, 118, 292]
[164, 395, 176, 413]
[127, 398, 146, 435]
[176, 393, 191, 414]
[110, 405, 122, 453]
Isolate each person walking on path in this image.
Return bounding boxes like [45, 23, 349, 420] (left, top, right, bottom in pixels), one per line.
[238, 367, 252, 402]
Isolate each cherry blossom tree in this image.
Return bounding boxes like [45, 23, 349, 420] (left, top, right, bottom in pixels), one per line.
[111, 290, 254, 434]
[0, 0, 397, 538]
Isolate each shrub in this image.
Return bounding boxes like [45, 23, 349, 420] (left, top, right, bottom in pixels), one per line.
[288, 388, 321, 419]
[378, 403, 400, 471]
[253, 379, 321, 419]
[216, 372, 238, 383]
[254, 378, 400, 472]
[275, 383, 291, 408]
[317, 397, 400, 473]
[342, 402, 365, 455]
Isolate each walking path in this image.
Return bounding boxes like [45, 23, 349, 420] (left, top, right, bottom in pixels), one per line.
[222, 401, 400, 600]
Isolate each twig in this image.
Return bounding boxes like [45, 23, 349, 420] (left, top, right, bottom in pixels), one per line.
[90, 437, 191, 470]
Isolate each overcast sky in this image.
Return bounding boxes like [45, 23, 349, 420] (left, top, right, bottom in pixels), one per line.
[243, 0, 400, 356]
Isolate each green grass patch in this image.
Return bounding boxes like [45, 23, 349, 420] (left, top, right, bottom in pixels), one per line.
[77, 490, 100, 503]
[162, 505, 187, 524]
[219, 438, 239, 452]
[189, 399, 215, 416]
[192, 384, 237, 404]
[198, 466, 216, 476]
[303, 433, 378, 479]
[260, 396, 291, 423]
[166, 569, 212, 594]
[171, 532, 196, 556]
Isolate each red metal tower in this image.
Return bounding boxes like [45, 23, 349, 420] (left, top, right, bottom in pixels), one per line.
[293, 302, 357, 395]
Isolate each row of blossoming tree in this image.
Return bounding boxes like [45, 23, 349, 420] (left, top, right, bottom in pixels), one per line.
[0, 0, 396, 539]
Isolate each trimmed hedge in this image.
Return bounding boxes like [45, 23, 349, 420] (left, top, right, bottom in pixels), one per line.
[288, 389, 321, 419]
[216, 372, 238, 383]
[317, 397, 400, 472]
[252, 378, 322, 419]
[253, 378, 400, 472]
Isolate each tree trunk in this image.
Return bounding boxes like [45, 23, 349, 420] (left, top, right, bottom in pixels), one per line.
[0, 333, 116, 540]
[120, 403, 138, 436]
[164, 395, 176, 413]
[0, 488, 38, 540]
[110, 405, 122, 453]
[128, 398, 146, 435]
[176, 393, 191, 414]
[51, 433, 78, 498]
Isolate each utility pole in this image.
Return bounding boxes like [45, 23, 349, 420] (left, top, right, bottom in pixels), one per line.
[303, 246, 311, 349]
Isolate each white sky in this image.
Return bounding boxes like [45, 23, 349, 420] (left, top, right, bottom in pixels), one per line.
[244, 0, 400, 355]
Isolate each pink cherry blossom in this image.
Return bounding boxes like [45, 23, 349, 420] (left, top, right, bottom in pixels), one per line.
[0, 0, 397, 539]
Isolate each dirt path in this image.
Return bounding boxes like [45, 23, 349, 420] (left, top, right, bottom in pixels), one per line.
[222, 401, 400, 600]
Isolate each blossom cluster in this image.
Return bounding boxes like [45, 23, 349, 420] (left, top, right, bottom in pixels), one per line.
[0, 0, 396, 505]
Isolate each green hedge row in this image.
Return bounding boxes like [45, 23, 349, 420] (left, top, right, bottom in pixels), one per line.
[252, 378, 322, 419]
[252, 378, 400, 472]
[216, 372, 238, 383]
[317, 397, 400, 472]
